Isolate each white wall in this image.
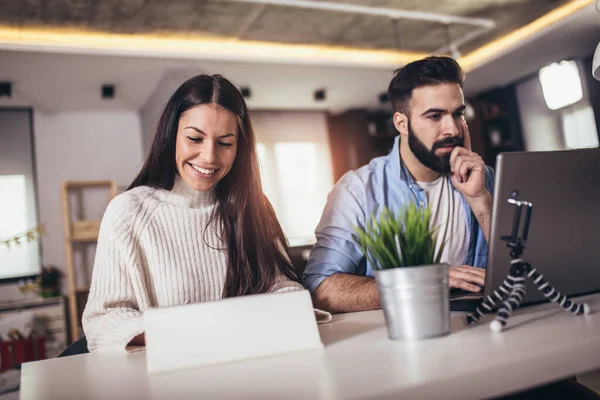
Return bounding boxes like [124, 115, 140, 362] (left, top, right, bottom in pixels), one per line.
[515, 76, 564, 151]
[140, 70, 192, 155]
[33, 111, 144, 285]
[140, 79, 168, 155]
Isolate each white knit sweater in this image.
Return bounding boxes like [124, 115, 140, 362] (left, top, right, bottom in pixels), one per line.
[82, 176, 329, 353]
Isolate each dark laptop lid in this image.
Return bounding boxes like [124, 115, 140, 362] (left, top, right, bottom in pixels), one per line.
[486, 148, 600, 305]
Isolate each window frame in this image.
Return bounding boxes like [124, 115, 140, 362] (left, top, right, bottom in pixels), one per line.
[0, 107, 42, 284]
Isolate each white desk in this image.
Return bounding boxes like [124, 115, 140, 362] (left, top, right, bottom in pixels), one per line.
[21, 293, 600, 400]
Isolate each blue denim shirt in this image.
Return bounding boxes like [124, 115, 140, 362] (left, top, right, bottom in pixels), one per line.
[302, 136, 495, 293]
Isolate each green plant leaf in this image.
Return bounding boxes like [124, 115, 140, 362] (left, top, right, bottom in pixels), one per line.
[353, 202, 445, 269]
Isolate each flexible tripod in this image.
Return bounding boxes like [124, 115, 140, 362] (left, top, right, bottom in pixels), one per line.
[465, 191, 590, 332]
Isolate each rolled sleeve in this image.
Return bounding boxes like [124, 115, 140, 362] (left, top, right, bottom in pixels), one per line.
[302, 173, 368, 293]
[472, 165, 496, 269]
[485, 165, 495, 195]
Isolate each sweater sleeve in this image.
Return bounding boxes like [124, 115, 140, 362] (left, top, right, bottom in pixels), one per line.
[269, 272, 332, 324]
[82, 195, 147, 354]
[269, 242, 332, 324]
[270, 240, 306, 294]
[269, 271, 305, 294]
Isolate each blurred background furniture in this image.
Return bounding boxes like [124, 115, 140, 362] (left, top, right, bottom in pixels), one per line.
[61, 180, 117, 343]
[0, 296, 67, 359]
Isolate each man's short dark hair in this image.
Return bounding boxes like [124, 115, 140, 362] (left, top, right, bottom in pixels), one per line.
[387, 56, 465, 116]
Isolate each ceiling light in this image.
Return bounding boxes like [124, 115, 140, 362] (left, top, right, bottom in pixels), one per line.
[0, 26, 426, 70]
[539, 60, 583, 110]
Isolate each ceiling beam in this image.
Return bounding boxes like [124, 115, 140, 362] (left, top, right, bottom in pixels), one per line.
[235, 4, 268, 39]
[220, 0, 496, 28]
[223, 0, 496, 57]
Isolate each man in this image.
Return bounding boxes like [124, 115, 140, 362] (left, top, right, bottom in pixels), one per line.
[303, 56, 494, 313]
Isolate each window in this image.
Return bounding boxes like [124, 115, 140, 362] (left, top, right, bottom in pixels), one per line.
[253, 112, 334, 247]
[0, 109, 41, 281]
[561, 104, 599, 149]
[0, 175, 40, 280]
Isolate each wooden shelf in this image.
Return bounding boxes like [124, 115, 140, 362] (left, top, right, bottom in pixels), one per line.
[62, 180, 117, 343]
[68, 236, 98, 243]
[63, 180, 117, 189]
[0, 296, 64, 312]
[67, 220, 101, 242]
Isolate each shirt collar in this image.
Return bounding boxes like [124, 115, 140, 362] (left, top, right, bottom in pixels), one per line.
[388, 135, 417, 186]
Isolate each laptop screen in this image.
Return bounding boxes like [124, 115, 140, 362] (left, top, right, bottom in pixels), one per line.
[485, 148, 600, 305]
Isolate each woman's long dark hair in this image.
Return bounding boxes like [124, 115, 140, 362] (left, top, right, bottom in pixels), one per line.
[129, 74, 299, 297]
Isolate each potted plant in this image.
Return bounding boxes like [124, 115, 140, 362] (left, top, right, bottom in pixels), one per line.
[354, 203, 449, 340]
[37, 266, 61, 298]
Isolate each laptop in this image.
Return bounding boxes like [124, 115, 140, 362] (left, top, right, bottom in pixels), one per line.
[144, 290, 323, 374]
[452, 147, 600, 310]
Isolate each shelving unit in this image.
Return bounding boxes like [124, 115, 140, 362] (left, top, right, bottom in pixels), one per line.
[0, 296, 68, 358]
[468, 86, 525, 166]
[61, 180, 117, 342]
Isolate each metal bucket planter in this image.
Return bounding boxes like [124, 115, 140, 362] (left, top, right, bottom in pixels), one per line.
[375, 263, 450, 341]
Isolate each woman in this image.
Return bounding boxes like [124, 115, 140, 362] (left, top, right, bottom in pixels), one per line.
[82, 74, 329, 353]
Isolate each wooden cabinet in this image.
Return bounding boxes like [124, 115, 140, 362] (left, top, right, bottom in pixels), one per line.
[326, 109, 395, 182]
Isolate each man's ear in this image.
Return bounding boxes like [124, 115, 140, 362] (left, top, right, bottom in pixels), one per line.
[393, 111, 409, 137]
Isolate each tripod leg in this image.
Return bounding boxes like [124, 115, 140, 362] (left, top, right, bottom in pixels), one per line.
[527, 266, 590, 316]
[490, 282, 527, 332]
[465, 274, 521, 324]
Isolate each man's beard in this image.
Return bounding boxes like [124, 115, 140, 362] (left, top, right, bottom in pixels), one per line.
[407, 120, 464, 173]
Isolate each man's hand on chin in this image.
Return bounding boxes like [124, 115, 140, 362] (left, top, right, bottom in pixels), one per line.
[449, 119, 489, 202]
[449, 265, 486, 293]
[449, 119, 493, 243]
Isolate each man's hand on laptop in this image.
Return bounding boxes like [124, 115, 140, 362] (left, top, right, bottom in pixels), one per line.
[449, 265, 485, 292]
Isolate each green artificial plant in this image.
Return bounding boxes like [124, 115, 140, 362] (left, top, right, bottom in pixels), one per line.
[354, 203, 447, 270]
